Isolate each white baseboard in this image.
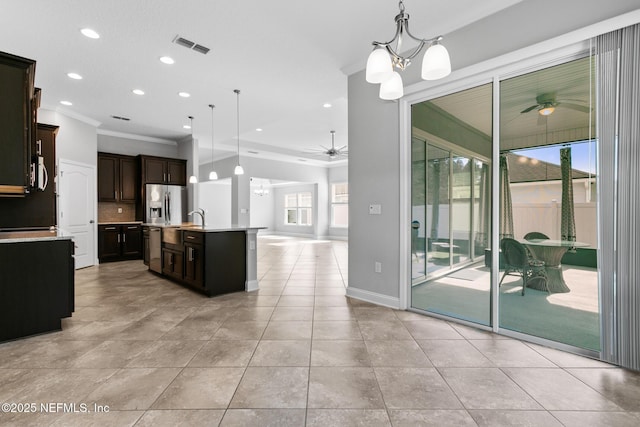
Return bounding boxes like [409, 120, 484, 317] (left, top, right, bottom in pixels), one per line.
[346, 286, 401, 309]
[246, 280, 259, 292]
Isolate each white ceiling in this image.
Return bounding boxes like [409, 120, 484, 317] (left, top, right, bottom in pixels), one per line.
[1, 0, 522, 165]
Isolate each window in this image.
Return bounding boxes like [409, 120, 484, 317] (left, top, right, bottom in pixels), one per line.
[284, 192, 312, 226]
[331, 183, 349, 227]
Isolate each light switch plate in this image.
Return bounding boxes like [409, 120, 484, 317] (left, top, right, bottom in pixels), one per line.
[369, 204, 382, 215]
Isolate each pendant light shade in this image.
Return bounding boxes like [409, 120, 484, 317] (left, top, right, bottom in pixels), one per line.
[379, 71, 403, 100]
[189, 175, 198, 183]
[208, 104, 218, 180]
[366, 47, 393, 83]
[421, 43, 451, 81]
[233, 89, 244, 176]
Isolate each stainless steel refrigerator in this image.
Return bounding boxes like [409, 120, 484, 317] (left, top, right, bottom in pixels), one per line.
[145, 184, 187, 225]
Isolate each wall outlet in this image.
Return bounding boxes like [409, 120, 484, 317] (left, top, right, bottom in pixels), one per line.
[374, 261, 382, 273]
[369, 204, 382, 215]
[117, 207, 123, 214]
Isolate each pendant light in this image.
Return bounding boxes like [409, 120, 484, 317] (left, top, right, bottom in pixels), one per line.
[187, 116, 198, 183]
[208, 104, 218, 180]
[233, 89, 244, 175]
[365, 0, 451, 100]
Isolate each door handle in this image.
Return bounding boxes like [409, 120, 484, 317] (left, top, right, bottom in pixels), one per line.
[89, 220, 95, 224]
[105, 226, 116, 230]
[123, 234, 126, 243]
[168, 173, 171, 182]
[117, 234, 121, 243]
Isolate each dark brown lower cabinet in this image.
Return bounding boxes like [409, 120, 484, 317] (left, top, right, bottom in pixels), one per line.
[0, 238, 74, 342]
[156, 229, 246, 297]
[98, 224, 142, 262]
[161, 247, 183, 280]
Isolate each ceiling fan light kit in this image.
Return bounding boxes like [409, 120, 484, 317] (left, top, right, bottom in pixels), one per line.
[366, 0, 452, 100]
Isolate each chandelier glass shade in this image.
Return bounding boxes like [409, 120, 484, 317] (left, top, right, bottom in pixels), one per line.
[366, 0, 451, 100]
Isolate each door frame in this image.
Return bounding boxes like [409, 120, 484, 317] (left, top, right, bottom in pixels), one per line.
[58, 158, 97, 268]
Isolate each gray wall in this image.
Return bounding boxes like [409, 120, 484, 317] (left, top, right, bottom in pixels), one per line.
[39, 109, 97, 167]
[347, 0, 640, 304]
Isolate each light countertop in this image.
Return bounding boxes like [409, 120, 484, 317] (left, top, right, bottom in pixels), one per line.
[0, 228, 73, 244]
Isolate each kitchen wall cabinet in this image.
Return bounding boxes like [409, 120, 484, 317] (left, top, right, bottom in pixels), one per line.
[140, 155, 186, 185]
[98, 153, 137, 203]
[98, 223, 142, 262]
[0, 123, 58, 228]
[0, 51, 36, 197]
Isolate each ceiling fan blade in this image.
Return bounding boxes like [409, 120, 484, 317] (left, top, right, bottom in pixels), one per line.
[520, 104, 540, 114]
[559, 102, 591, 113]
[336, 145, 348, 151]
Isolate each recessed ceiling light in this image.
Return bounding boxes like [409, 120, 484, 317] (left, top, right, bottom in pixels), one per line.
[178, 92, 191, 98]
[160, 56, 175, 64]
[60, 100, 72, 106]
[80, 28, 100, 39]
[256, 128, 263, 132]
[183, 125, 191, 129]
[323, 103, 332, 108]
[67, 72, 83, 80]
[132, 89, 145, 95]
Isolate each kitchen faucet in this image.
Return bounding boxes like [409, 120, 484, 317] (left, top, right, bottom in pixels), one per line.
[188, 208, 206, 229]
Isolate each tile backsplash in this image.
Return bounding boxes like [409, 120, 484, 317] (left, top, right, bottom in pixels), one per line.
[98, 203, 136, 223]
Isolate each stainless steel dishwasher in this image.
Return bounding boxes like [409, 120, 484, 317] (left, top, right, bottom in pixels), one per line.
[148, 227, 162, 273]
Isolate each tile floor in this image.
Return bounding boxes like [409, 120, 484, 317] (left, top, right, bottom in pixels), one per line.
[1, 235, 639, 426]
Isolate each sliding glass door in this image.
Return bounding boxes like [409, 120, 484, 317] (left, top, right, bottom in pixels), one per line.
[409, 55, 600, 353]
[498, 57, 600, 351]
[410, 83, 492, 326]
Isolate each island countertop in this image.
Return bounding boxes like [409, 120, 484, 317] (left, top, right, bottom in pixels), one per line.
[0, 228, 73, 244]
[142, 223, 266, 233]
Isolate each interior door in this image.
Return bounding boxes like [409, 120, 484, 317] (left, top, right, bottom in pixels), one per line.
[59, 159, 96, 269]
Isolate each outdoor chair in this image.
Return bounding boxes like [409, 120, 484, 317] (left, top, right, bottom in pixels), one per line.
[499, 238, 548, 295]
[523, 231, 550, 241]
[523, 231, 550, 260]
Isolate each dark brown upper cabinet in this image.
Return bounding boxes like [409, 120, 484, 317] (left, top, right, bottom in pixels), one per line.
[0, 51, 36, 197]
[98, 152, 137, 203]
[140, 155, 186, 186]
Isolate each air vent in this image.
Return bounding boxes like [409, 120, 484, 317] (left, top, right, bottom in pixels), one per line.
[173, 35, 210, 55]
[247, 150, 259, 154]
[111, 115, 130, 121]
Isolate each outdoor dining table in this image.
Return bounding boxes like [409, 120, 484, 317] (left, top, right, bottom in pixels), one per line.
[519, 239, 590, 293]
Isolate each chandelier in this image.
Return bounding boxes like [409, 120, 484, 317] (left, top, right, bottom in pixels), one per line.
[366, 0, 451, 100]
[254, 185, 270, 197]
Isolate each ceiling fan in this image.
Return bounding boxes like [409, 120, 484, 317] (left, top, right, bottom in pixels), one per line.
[307, 130, 348, 160]
[520, 92, 591, 116]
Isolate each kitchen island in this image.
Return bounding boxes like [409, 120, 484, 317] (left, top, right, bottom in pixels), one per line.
[144, 224, 263, 297]
[0, 228, 74, 341]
